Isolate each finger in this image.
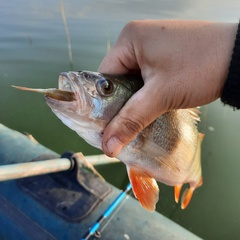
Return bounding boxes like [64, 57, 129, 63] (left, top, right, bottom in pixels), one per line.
[98, 47, 129, 74]
[102, 79, 166, 157]
[98, 22, 140, 74]
[98, 44, 140, 74]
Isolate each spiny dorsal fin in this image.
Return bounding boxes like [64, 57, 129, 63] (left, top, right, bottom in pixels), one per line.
[186, 108, 201, 124]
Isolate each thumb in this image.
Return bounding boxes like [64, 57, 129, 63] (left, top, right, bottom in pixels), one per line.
[102, 80, 165, 157]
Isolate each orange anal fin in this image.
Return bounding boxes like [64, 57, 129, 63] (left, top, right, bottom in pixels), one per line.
[174, 184, 183, 203]
[181, 188, 194, 209]
[127, 166, 159, 212]
[181, 178, 203, 209]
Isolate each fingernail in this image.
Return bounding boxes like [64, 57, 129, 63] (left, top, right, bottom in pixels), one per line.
[106, 137, 123, 157]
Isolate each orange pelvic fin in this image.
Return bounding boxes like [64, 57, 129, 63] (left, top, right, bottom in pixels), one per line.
[174, 184, 183, 203]
[127, 165, 159, 212]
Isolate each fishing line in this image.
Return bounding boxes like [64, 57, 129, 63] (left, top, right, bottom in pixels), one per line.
[95, 186, 131, 235]
[59, 0, 73, 69]
[81, 183, 132, 240]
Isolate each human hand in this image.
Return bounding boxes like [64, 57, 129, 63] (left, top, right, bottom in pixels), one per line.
[98, 20, 237, 157]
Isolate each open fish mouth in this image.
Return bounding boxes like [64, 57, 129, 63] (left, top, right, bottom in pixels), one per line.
[58, 72, 76, 93]
[57, 72, 84, 110]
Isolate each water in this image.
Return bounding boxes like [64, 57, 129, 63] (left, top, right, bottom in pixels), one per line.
[1, 0, 240, 239]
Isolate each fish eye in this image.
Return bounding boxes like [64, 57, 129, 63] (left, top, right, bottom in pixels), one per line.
[96, 79, 114, 96]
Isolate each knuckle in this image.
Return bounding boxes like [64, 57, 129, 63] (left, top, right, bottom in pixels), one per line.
[124, 20, 139, 32]
[122, 20, 142, 38]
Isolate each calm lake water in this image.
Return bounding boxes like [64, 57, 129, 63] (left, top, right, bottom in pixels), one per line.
[1, 0, 240, 239]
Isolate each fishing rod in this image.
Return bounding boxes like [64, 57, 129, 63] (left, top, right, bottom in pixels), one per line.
[0, 154, 119, 182]
[81, 183, 132, 240]
[0, 158, 73, 182]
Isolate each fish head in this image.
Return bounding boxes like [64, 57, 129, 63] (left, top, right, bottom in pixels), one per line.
[46, 71, 142, 149]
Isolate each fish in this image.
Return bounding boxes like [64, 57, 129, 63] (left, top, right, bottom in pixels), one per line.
[13, 70, 203, 211]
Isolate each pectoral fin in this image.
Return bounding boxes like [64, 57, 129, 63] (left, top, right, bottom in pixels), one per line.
[140, 135, 180, 172]
[127, 165, 159, 211]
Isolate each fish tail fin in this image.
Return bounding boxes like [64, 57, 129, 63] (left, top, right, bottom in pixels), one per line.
[127, 165, 159, 212]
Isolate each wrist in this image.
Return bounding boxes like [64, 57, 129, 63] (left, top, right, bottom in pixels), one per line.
[221, 21, 240, 108]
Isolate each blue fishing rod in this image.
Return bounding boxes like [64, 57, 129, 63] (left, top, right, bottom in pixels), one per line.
[81, 183, 132, 240]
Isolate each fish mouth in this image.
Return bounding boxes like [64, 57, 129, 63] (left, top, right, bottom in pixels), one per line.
[44, 72, 80, 112]
[57, 72, 82, 107]
[58, 72, 82, 102]
[58, 72, 76, 93]
[46, 71, 93, 116]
